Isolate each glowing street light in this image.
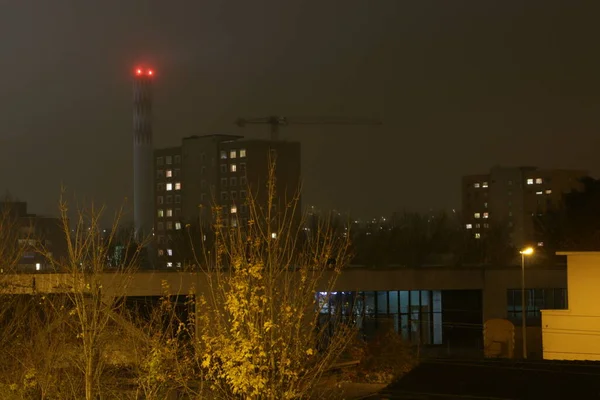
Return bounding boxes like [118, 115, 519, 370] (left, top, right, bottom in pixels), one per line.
[520, 247, 534, 256]
[520, 247, 535, 359]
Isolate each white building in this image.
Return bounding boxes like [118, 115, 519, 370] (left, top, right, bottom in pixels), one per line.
[542, 252, 600, 361]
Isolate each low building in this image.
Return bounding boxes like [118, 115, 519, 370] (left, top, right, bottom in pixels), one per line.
[0, 201, 66, 272]
[542, 252, 600, 361]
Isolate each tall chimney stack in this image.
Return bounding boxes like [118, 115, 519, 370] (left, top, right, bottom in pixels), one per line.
[133, 67, 155, 242]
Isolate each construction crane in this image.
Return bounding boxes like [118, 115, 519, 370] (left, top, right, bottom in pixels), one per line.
[235, 115, 382, 141]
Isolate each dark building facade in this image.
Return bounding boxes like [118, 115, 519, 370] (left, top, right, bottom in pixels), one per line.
[0, 201, 67, 272]
[153, 135, 301, 268]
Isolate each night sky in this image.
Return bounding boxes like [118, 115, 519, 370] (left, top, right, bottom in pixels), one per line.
[1, 1, 599, 221]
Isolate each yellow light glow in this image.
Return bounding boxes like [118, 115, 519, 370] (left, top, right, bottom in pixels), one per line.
[520, 247, 534, 255]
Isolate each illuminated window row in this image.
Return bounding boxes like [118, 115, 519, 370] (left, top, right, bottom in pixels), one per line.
[535, 189, 552, 195]
[526, 178, 543, 185]
[157, 182, 182, 191]
[156, 221, 183, 231]
[220, 163, 246, 174]
[466, 223, 489, 229]
[473, 212, 489, 219]
[473, 181, 489, 188]
[220, 149, 247, 160]
[157, 208, 182, 218]
[156, 169, 181, 179]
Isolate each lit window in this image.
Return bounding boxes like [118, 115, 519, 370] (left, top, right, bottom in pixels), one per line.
[483, 212, 489, 218]
[166, 170, 173, 178]
[536, 191, 543, 195]
[166, 209, 173, 217]
[175, 182, 181, 190]
[271, 232, 277, 239]
[482, 182, 488, 188]
[231, 205, 237, 214]
[156, 157, 164, 166]
[158, 209, 164, 218]
[538, 242, 544, 247]
[474, 213, 481, 219]
[474, 183, 480, 188]
[166, 183, 173, 191]
[220, 150, 227, 159]
[230, 164, 237, 172]
[158, 249, 164, 256]
[240, 148, 246, 157]
[35, 263, 41, 271]
[176, 262, 182, 268]
[167, 249, 173, 256]
[475, 233, 481, 239]
[545, 189, 552, 194]
[175, 222, 182, 230]
[484, 202, 488, 208]
[466, 224, 472, 229]
[166, 221, 173, 230]
[527, 179, 534, 185]
[536, 178, 543, 184]
[230, 150, 237, 159]
[167, 262, 173, 268]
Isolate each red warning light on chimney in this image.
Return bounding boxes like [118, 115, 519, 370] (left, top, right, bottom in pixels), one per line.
[147, 69, 154, 76]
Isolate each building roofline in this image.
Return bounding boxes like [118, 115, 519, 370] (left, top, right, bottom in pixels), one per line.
[182, 134, 244, 141]
[556, 251, 600, 256]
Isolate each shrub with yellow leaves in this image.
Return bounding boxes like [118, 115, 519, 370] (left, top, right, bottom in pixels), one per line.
[192, 157, 355, 399]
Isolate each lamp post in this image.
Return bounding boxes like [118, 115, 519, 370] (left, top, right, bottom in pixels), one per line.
[520, 247, 534, 359]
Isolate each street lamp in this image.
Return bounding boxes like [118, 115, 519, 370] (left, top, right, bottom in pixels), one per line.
[520, 247, 534, 359]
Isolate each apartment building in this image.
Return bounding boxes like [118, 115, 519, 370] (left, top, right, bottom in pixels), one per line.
[462, 166, 587, 247]
[153, 135, 301, 268]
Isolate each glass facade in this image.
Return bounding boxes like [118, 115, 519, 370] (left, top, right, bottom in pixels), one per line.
[317, 290, 443, 345]
[507, 288, 567, 325]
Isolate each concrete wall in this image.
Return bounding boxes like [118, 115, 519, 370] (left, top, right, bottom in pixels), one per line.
[543, 253, 600, 361]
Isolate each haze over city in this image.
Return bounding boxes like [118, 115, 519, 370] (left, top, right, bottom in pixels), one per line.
[1, 0, 600, 221]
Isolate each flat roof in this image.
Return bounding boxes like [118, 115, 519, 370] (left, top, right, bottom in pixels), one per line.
[556, 251, 600, 256]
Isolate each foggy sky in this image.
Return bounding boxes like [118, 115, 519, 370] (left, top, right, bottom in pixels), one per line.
[1, 0, 599, 222]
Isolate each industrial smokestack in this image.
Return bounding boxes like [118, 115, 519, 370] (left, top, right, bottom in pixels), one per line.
[133, 67, 155, 242]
